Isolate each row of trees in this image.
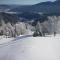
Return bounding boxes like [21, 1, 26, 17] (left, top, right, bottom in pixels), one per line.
[33, 16, 60, 36]
[0, 20, 33, 37]
[0, 16, 60, 37]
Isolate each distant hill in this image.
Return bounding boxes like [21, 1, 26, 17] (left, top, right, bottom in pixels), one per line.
[9, 5, 32, 12]
[9, 0, 60, 14]
[0, 0, 60, 23]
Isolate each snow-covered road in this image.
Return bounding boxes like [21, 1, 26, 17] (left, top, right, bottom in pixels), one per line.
[0, 36, 60, 60]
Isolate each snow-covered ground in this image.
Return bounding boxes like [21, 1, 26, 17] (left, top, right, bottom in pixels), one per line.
[0, 35, 14, 44]
[0, 34, 60, 60]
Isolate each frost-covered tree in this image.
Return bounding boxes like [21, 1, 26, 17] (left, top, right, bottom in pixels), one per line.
[47, 16, 58, 34]
[0, 21, 15, 37]
[15, 22, 27, 36]
[33, 21, 43, 36]
[56, 16, 60, 33]
[36, 21, 42, 33]
[41, 21, 49, 35]
[6, 22, 15, 37]
[1, 20, 7, 36]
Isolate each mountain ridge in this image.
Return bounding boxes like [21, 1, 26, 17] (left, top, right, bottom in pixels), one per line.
[7, 0, 60, 14]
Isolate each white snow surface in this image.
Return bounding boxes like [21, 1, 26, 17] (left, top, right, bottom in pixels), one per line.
[0, 34, 60, 60]
[0, 36, 14, 44]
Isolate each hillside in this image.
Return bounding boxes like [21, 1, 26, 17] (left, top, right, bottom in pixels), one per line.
[0, 12, 19, 23]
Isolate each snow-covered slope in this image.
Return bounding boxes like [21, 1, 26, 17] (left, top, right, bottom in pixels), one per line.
[0, 35, 60, 60]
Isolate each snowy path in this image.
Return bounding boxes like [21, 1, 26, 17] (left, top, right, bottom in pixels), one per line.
[0, 35, 32, 45]
[0, 36, 60, 60]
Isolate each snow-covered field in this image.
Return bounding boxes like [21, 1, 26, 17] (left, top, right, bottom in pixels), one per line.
[0, 36, 14, 44]
[0, 34, 60, 60]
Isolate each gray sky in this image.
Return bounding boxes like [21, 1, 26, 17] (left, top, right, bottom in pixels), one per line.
[0, 0, 56, 5]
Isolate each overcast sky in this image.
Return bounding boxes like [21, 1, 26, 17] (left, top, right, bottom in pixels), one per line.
[0, 0, 56, 5]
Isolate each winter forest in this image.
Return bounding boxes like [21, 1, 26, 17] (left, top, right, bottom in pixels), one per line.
[0, 15, 60, 37]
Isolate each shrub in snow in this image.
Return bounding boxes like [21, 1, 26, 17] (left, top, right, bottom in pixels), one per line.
[33, 31, 42, 37]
